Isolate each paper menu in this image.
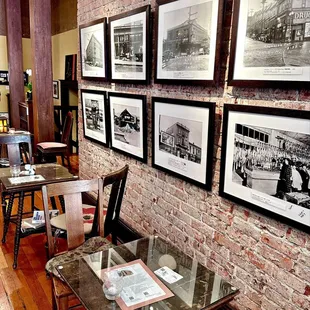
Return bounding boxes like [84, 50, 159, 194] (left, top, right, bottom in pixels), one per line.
[100, 259, 173, 310]
[154, 266, 183, 284]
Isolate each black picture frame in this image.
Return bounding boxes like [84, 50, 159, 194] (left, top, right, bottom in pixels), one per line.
[81, 89, 110, 147]
[219, 104, 310, 232]
[0, 71, 29, 86]
[108, 92, 148, 163]
[65, 54, 77, 81]
[228, 0, 310, 88]
[79, 18, 108, 81]
[154, 0, 224, 86]
[53, 81, 59, 99]
[152, 97, 215, 190]
[108, 5, 151, 84]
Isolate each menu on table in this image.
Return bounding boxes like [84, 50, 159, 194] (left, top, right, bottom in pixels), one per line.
[100, 259, 174, 310]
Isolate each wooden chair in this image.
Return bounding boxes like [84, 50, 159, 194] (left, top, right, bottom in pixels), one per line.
[48, 164, 129, 245]
[42, 165, 129, 309]
[43, 179, 109, 309]
[37, 111, 73, 170]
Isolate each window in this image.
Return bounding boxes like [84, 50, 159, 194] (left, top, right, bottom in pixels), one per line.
[236, 124, 243, 134]
[292, 0, 303, 8]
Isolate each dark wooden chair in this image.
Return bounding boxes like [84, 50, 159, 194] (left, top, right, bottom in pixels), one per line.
[37, 111, 73, 170]
[42, 165, 129, 309]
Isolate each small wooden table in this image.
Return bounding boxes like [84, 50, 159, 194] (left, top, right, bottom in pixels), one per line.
[0, 163, 78, 268]
[56, 236, 239, 310]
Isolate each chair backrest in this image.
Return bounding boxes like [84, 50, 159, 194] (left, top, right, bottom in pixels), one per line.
[0, 133, 32, 165]
[61, 111, 73, 145]
[42, 178, 103, 258]
[100, 165, 129, 243]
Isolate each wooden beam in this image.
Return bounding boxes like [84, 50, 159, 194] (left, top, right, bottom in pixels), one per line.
[29, 0, 54, 145]
[4, 0, 24, 128]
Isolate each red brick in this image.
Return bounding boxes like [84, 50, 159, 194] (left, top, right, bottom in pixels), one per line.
[77, 1, 310, 309]
[261, 233, 299, 259]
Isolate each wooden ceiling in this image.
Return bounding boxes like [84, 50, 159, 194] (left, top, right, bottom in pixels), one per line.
[0, 0, 77, 38]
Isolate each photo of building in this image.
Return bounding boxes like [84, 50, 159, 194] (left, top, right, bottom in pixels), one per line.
[113, 104, 141, 147]
[159, 115, 202, 164]
[113, 20, 144, 73]
[162, 2, 212, 71]
[244, 0, 310, 67]
[85, 34, 103, 68]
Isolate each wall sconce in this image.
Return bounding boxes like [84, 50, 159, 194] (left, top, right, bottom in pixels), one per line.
[0, 117, 8, 133]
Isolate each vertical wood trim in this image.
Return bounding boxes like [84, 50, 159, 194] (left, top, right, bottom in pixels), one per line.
[29, 0, 54, 145]
[5, 0, 24, 128]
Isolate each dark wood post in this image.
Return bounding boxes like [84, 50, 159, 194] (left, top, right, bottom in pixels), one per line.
[29, 0, 54, 145]
[4, 0, 24, 128]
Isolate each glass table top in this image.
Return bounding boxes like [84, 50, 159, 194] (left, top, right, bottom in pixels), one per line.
[0, 163, 77, 192]
[56, 236, 238, 310]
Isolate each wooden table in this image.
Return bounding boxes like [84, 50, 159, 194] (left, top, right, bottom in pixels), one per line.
[0, 163, 78, 268]
[56, 236, 239, 310]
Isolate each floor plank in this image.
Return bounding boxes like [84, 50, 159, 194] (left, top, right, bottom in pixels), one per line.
[0, 156, 78, 310]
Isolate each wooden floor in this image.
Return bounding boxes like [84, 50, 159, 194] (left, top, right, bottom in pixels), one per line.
[0, 155, 79, 310]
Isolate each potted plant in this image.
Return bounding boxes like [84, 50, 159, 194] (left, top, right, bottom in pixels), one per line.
[26, 82, 32, 101]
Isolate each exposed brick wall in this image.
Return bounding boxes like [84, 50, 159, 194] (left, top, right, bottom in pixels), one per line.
[77, 0, 310, 309]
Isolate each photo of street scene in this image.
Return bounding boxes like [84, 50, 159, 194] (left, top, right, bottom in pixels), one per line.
[232, 123, 310, 210]
[162, 1, 212, 71]
[82, 28, 104, 72]
[113, 104, 141, 147]
[159, 115, 202, 164]
[85, 99, 105, 134]
[113, 20, 144, 73]
[244, 0, 310, 67]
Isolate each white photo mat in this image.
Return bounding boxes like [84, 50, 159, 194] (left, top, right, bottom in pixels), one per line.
[156, 0, 219, 80]
[110, 11, 147, 80]
[223, 110, 310, 227]
[110, 95, 144, 159]
[154, 101, 210, 184]
[82, 92, 107, 144]
[233, 0, 310, 82]
[80, 22, 106, 78]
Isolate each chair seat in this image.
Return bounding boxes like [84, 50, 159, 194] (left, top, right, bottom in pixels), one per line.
[37, 142, 67, 149]
[50, 204, 105, 234]
[46, 236, 114, 278]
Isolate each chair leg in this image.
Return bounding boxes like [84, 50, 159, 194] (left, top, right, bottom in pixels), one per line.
[57, 295, 68, 310]
[1, 193, 7, 219]
[31, 191, 35, 212]
[66, 154, 71, 171]
[61, 155, 65, 167]
[2, 193, 14, 243]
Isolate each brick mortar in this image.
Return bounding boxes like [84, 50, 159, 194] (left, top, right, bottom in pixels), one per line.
[77, 0, 310, 309]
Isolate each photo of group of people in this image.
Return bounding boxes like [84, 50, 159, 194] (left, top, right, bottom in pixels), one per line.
[232, 124, 310, 210]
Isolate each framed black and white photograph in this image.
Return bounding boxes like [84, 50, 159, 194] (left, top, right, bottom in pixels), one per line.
[109, 6, 151, 84]
[53, 81, 59, 99]
[220, 104, 310, 232]
[155, 0, 224, 85]
[81, 89, 109, 147]
[80, 18, 108, 80]
[152, 97, 215, 189]
[228, 0, 310, 88]
[108, 92, 147, 163]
